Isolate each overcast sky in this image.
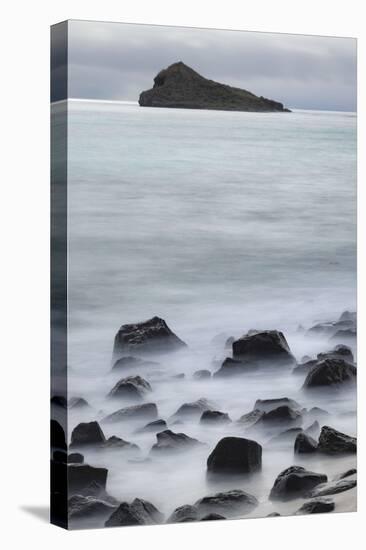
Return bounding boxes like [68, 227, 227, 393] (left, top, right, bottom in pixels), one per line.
[62, 20, 356, 111]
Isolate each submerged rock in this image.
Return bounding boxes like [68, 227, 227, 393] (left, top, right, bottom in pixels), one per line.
[254, 397, 301, 413]
[213, 357, 253, 377]
[102, 436, 139, 451]
[303, 358, 356, 388]
[139, 61, 290, 112]
[304, 420, 320, 439]
[317, 426, 357, 454]
[102, 403, 158, 424]
[317, 344, 354, 363]
[260, 406, 302, 425]
[295, 499, 335, 515]
[269, 466, 327, 501]
[69, 397, 90, 409]
[108, 375, 152, 400]
[173, 398, 216, 418]
[105, 498, 163, 527]
[269, 427, 304, 447]
[232, 330, 295, 365]
[136, 419, 167, 433]
[68, 452, 84, 464]
[207, 436, 262, 474]
[200, 410, 232, 424]
[113, 316, 186, 357]
[112, 356, 159, 371]
[151, 429, 203, 453]
[310, 478, 356, 497]
[167, 504, 199, 523]
[334, 468, 357, 481]
[68, 495, 117, 520]
[193, 369, 211, 380]
[294, 432, 318, 454]
[70, 421, 106, 448]
[195, 489, 258, 516]
[68, 464, 108, 495]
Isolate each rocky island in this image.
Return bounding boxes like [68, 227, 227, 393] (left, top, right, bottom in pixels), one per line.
[139, 61, 291, 112]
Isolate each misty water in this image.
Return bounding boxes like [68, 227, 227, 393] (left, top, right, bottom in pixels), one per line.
[59, 100, 356, 525]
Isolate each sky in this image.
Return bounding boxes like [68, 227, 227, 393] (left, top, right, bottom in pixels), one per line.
[53, 20, 357, 111]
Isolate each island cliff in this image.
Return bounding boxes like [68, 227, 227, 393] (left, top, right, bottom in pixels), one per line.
[139, 62, 291, 113]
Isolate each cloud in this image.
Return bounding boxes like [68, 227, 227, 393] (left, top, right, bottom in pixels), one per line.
[62, 20, 356, 111]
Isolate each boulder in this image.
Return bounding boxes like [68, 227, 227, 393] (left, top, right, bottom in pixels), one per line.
[269, 466, 327, 501]
[108, 375, 152, 400]
[232, 330, 295, 365]
[51, 419, 66, 450]
[167, 504, 199, 523]
[137, 419, 167, 433]
[317, 344, 354, 363]
[105, 498, 163, 527]
[112, 356, 159, 371]
[292, 359, 318, 375]
[254, 397, 301, 413]
[295, 499, 335, 515]
[102, 403, 158, 424]
[303, 359, 356, 388]
[213, 357, 253, 377]
[309, 478, 356, 497]
[317, 426, 357, 454]
[200, 410, 232, 424]
[193, 369, 211, 380]
[102, 436, 139, 451]
[69, 397, 90, 409]
[68, 464, 108, 495]
[70, 421, 106, 448]
[113, 316, 186, 358]
[331, 328, 356, 341]
[68, 452, 84, 464]
[260, 406, 302, 426]
[334, 468, 357, 481]
[172, 398, 216, 418]
[294, 432, 318, 454]
[139, 61, 290, 112]
[237, 409, 264, 427]
[207, 437, 262, 474]
[151, 430, 203, 453]
[195, 490, 258, 516]
[68, 495, 117, 520]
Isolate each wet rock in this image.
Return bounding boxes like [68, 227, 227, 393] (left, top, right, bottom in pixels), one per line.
[112, 356, 159, 371]
[51, 419, 66, 450]
[195, 490, 258, 516]
[68, 464, 108, 495]
[317, 425, 356, 454]
[68, 495, 117, 520]
[51, 395, 67, 408]
[70, 421, 106, 448]
[334, 468, 357, 481]
[102, 403, 158, 424]
[167, 504, 199, 523]
[113, 316, 186, 358]
[200, 410, 232, 424]
[200, 513, 226, 521]
[317, 344, 354, 363]
[69, 397, 90, 409]
[269, 466, 327, 501]
[105, 498, 163, 527]
[294, 432, 318, 454]
[193, 369, 211, 380]
[68, 452, 84, 464]
[136, 419, 167, 433]
[295, 499, 335, 515]
[151, 430, 203, 453]
[173, 398, 216, 418]
[254, 397, 301, 413]
[213, 357, 253, 377]
[232, 330, 295, 365]
[207, 436, 262, 474]
[310, 478, 356, 497]
[303, 358, 356, 388]
[108, 375, 152, 400]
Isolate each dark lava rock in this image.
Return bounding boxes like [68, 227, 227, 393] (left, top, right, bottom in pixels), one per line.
[294, 432, 318, 454]
[318, 426, 356, 454]
[108, 375, 152, 400]
[102, 403, 158, 424]
[136, 419, 167, 433]
[68, 494, 117, 520]
[195, 489, 258, 516]
[213, 357, 253, 377]
[207, 436, 262, 474]
[70, 421, 106, 448]
[68, 464, 108, 495]
[254, 397, 301, 413]
[151, 430, 202, 453]
[303, 358, 356, 388]
[51, 395, 67, 408]
[232, 330, 295, 365]
[269, 466, 327, 501]
[203, 512, 225, 523]
[317, 344, 354, 363]
[193, 369, 211, 380]
[172, 398, 216, 418]
[310, 478, 357, 497]
[200, 410, 232, 424]
[334, 468, 357, 481]
[69, 397, 90, 409]
[105, 498, 163, 527]
[113, 316, 186, 358]
[112, 355, 159, 371]
[51, 419, 66, 450]
[139, 61, 290, 112]
[167, 504, 199, 523]
[295, 499, 335, 515]
[68, 452, 84, 464]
